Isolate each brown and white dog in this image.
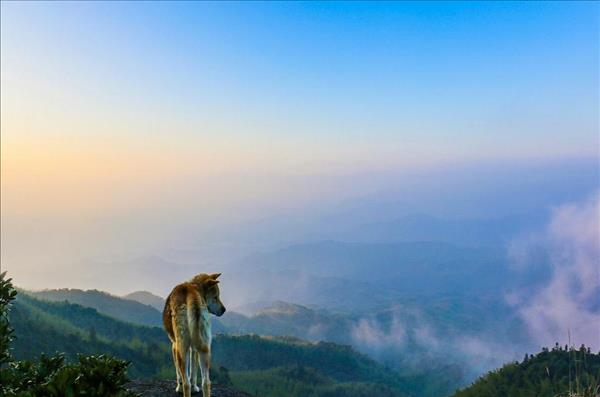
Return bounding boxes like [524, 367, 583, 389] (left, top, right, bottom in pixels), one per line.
[163, 273, 226, 397]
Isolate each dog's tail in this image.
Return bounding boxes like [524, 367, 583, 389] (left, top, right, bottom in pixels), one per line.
[186, 291, 203, 343]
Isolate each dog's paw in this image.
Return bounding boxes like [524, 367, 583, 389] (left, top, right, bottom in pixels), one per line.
[192, 385, 200, 393]
[175, 384, 182, 392]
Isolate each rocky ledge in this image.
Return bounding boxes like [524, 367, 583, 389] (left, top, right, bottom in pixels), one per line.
[127, 380, 252, 397]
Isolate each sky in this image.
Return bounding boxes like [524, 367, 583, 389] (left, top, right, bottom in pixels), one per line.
[1, 1, 598, 292]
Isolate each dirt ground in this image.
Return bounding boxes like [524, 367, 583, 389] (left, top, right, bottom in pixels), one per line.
[126, 380, 253, 397]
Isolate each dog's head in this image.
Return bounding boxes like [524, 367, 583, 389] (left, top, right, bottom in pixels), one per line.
[190, 273, 226, 316]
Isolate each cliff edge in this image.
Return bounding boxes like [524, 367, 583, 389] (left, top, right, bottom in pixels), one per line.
[127, 380, 252, 397]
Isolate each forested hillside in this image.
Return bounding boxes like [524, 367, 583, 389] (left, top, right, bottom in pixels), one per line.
[27, 288, 163, 327]
[24, 288, 233, 333]
[10, 293, 414, 397]
[452, 345, 600, 397]
[11, 292, 173, 378]
[213, 335, 412, 397]
[14, 290, 599, 397]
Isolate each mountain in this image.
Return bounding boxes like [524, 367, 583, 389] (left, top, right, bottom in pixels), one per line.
[343, 213, 546, 246]
[225, 240, 511, 312]
[451, 345, 600, 397]
[214, 335, 412, 397]
[218, 298, 531, 395]
[24, 284, 532, 396]
[220, 301, 350, 342]
[10, 291, 417, 397]
[16, 287, 476, 395]
[25, 287, 231, 333]
[123, 290, 165, 311]
[26, 288, 163, 327]
[11, 292, 172, 378]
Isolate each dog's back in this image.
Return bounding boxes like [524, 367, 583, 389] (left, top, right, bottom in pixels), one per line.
[163, 282, 206, 348]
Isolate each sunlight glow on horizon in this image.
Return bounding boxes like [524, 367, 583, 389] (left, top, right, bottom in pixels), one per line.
[1, 1, 598, 290]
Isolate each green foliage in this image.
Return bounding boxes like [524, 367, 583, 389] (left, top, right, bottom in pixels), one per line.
[213, 335, 408, 387]
[2, 354, 135, 397]
[213, 335, 411, 396]
[0, 272, 135, 396]
[452, 344, 600, 397]
[1, 271, 18, 366]
[11, 292, 172, 378]
[231, 365, 403, 397]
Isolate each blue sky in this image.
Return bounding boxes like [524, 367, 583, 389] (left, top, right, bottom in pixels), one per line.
[2, 1, 597, 160]
[1, 1, 598, 290]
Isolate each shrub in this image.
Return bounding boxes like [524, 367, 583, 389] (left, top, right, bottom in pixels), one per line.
[0, 272, 136, 396]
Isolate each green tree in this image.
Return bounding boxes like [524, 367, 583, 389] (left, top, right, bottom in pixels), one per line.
[0, 272, 136, 397]
[0, 271, 18, 365]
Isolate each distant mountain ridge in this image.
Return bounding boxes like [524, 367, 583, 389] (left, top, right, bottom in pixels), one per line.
[226, 240, 511, 312]
[27, 288, 163, 327]
[123, 290, 165, 311]
[346, 213, 546, 246]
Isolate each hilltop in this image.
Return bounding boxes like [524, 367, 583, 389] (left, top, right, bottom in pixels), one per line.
[452, 345, 600, 397]
[123, 290, 165, 311]
[27, 288, 163, 327]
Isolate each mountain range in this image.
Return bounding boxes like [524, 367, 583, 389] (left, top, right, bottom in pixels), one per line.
[26, 288, 164, 328]
[21, 286, 531, 396]
[11, 290, 432, 397]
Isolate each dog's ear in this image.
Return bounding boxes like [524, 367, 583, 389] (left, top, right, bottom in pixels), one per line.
[209, 273, 221, 280]
[205, 279, 220, 287]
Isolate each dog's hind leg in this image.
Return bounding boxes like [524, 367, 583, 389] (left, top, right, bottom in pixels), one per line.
[175, 339, 191, 397]
[191, 348, 200, 393]
[199, 350, 211, 397]
[171, 342, 182, 392]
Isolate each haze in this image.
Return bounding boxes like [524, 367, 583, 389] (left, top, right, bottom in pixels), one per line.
[1, 1, 598, 301]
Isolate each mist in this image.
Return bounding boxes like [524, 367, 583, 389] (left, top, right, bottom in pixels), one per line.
[3, 156, 598, 296]
[509, 192, 600, 350]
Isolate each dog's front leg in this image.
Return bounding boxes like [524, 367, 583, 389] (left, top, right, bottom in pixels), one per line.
[199, 350, 211, 397]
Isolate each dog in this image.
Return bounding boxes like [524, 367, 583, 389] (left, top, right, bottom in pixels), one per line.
[163, 273, 226, 397]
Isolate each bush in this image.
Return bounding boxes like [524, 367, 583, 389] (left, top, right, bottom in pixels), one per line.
[0, 272, 136, 396]
[0, 271, 18, 366]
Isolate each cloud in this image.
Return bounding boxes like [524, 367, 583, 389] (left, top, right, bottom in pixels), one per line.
[351, 312, 407, 350]
[510, 193, 600, 350]
[347, 306, 519, 380]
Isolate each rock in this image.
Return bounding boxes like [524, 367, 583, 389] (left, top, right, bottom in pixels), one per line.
[126, 380, 252, 397]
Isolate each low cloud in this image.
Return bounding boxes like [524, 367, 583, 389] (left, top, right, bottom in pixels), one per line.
[348, 306, 520, 379]
[509, 193, 600, 350]
[351, 314, 407, 350]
